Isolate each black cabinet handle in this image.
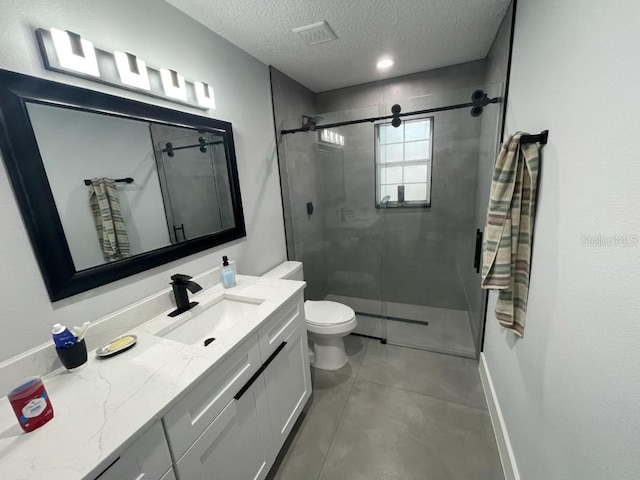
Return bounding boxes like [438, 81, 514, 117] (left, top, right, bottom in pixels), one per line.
[474, 229, 483, 274]
[94, 456, 120, 479]
[262, 341, 287, 371]
[234, 341, 287, 401]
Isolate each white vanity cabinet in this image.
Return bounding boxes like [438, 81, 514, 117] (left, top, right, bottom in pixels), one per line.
[262, 319, 311, 451]
[162, 336, 262, 460]
[257, 296, 311, 451]
[95, 421, 172, 480]
[175, 373, 275, 480]
[163, 291, 310, 479]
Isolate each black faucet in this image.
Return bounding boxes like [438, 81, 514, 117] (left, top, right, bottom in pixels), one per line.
[168, 274, 203, 317]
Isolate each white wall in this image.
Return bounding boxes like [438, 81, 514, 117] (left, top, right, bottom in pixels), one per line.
[0, 0, 285, 362]
[28, 103, 171, 270]
[483, 1, 640, 479]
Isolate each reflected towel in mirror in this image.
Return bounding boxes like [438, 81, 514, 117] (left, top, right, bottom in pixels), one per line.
[88, 178, 131, 261]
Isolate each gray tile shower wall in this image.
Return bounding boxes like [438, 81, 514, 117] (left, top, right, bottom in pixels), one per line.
[270, 67, 328, 300]
[314, 62, 488, 310]
[316, 60, 486, 112]
[271, 61, 504, 315]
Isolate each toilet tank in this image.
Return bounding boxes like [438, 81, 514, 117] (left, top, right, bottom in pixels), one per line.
[262, 261, 304, 281]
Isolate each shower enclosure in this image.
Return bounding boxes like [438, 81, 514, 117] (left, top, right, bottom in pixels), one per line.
[280, 85, 503, 358]
[150, 125, 236, 244]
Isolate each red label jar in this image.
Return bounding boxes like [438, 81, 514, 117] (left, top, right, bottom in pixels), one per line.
[7, 377, 54, 432]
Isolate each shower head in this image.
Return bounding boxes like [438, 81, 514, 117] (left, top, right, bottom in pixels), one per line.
[301, 115, 324, 131]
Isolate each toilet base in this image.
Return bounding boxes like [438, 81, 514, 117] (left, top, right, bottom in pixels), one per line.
[309, 334, 348, 371]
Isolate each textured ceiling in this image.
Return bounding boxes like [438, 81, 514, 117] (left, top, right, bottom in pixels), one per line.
[165, 0, 511, 92]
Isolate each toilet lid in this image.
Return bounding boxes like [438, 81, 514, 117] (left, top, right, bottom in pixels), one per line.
[305, 301, 355, 325]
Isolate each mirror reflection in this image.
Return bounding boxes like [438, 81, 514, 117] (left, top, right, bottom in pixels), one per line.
[27, 102, 237, 271]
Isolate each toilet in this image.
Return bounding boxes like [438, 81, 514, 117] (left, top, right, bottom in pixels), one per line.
[262, 261, 357, 370]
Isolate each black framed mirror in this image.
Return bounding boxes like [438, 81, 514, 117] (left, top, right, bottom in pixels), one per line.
[0, 70, 245, 301]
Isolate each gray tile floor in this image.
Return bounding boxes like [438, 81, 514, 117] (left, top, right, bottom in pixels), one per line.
[273, 335, 503, 480]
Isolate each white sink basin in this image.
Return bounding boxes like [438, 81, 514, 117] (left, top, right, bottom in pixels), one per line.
[156, 296, 264, 347]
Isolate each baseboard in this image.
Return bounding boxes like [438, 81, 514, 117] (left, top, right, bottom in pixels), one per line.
[479, 353, 521, 480]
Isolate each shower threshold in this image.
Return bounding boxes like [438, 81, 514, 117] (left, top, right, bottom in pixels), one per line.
[326, 294, 476, 358]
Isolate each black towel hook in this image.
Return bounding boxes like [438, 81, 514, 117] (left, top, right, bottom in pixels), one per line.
[520, 130, 549, 145]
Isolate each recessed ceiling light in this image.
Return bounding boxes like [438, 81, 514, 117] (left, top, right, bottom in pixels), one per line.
[376, 58, 395, 69]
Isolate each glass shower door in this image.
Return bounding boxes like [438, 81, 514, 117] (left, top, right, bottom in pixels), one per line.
[379, 85, 502, 357]
[150, 125, 234, 244]
[281, 104, 387, 338]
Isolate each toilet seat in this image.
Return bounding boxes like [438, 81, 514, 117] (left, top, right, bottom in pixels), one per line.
[305, 300, 355, 325]
[304, 300, 357, 336]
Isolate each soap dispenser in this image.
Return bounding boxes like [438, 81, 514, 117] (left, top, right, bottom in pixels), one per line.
[220, 256, 236, 288]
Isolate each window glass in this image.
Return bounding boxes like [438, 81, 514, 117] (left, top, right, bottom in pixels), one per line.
[375, 117, 432, 207]
[380, 166, 403, 184]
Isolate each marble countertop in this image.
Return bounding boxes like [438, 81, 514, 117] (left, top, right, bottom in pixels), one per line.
[0, 275, 305, 480]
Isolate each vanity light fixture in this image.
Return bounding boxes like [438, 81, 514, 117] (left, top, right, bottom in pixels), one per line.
[319, 129, 344, 146]
[50, 28, 100, 77]
[37, 27, 215, 110]
[114, 51, 150, 90]
[160, 69, 188, 101]
[376, 58, 395, 70]
[195, 81, 216, 109]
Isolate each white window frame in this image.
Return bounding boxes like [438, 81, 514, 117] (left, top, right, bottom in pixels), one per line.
[374, 116, 434, 208]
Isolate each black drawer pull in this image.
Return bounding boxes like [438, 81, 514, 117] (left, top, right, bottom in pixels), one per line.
[262, 341, 287, 371]
[234, 342, 287, 401]
[94, 456, 120, 479]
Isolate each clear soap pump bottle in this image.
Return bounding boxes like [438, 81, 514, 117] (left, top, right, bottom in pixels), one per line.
[220, 256, 236, 288]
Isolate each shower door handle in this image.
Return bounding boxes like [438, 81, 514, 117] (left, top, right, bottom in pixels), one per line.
[173, 223, 187, 242]
[474, 229, 483, 273]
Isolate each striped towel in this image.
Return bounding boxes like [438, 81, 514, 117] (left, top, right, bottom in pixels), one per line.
[88, 178, 130, 262]
[481, 133, 539, 336]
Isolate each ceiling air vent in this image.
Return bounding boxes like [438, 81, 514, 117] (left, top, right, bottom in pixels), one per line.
[292, 21, 338, 46]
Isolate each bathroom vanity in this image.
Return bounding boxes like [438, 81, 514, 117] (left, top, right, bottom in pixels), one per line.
[0, 275, 310, 480]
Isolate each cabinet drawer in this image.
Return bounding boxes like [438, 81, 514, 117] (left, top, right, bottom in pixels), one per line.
[257, 295, 304, 361]
[263, 320, 311, 451]
[163, 335, 261, 460]
[175, 374, 274, 480]
[95, 421, 171, 480]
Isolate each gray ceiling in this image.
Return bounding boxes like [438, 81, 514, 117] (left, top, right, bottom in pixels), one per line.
[165, 0, 511, 92]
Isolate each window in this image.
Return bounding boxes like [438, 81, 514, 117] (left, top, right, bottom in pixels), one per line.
[375, 117, 433, 207]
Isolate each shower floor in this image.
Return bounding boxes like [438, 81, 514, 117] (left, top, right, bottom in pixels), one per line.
[325, 294, 476, 357]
